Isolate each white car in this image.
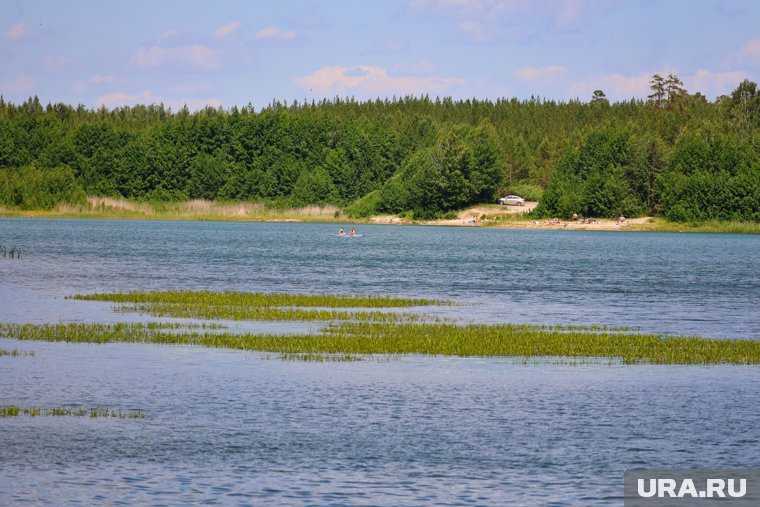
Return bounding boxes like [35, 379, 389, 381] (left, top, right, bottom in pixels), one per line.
[498, 195, 525, 206]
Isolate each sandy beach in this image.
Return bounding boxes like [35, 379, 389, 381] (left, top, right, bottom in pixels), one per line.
[369, 202, 651, 231]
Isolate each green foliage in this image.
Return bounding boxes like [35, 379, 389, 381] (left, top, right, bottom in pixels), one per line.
[291, 166, 338, 206]
[0, 165, 86, 209]
[345, 189, 383, 218]
[535, 129, 645, 218]
[657, 130, 760, 222]
[0, 79, 758, 222]
[369, 124, 502, 218]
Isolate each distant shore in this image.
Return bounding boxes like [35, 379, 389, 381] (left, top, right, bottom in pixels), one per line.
[1, 197, 758, 234]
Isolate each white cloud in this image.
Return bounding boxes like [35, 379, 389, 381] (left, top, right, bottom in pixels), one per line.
[410, 0, 529, 17]
[41, 57, 71, 73]
[97, 90, 156, 107]
[733, 38, 760, 66]
[215, 21, 242, 39]
[3, 73, 36, 94]
[457, 20, 488, 43]
[97, 90, 222, 111]
[515, 65, 568, 81]
[409, 0, 613, 39]
[132, 44, 219, 70]
[91, 74, 117, 84]
[556, 0, 584, 28]
[157, 30, 179, 43]
[256, 27, 297, 40]
[296, 65, 465, 97]
[685, 69, 749, 97]
[74, 74, 118, 93]
[4, 23, 31, 40]
[570, 68, 747, 101]
[393, 60, 438, 74]
[570, 70, 671, 100]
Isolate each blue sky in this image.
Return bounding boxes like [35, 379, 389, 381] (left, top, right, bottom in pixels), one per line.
[2, 0, 759, 110]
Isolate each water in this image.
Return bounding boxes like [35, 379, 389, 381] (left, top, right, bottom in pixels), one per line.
[1, 219, 759, 505]
[0, 219, 758, 337]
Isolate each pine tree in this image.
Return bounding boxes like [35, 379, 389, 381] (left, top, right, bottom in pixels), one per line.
[664, 74, 686, 110]
[648, 74, 666, 110]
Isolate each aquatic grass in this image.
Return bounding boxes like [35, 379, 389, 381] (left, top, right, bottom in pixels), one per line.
[71, 291, 448, 324]
[112, 302, 428, 323]
[276, 352, 364, 362]
[324, 321, 760, 365]
[0, 405, 20, 416]
[0, 405, 145, 418]
[139, 321, 228, 330]
[71, 290, 448, 308]
[0, 348, 34, 356]
[2, 321, 760, 364]
[0, 245, 23, 259]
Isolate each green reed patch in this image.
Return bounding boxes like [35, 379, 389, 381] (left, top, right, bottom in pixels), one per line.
[113, 302, 427, 323]
[71, 290, 447, 308]
[70, 290, 447, 323]
[1, 321, 759, 365]
[0, 405, 145, 418]
[276, 352, 364, 362]
[325, 321, 760, 365]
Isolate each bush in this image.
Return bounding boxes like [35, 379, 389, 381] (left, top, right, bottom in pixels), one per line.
[345, 189, 382, 218]
[0, 166, 86, 209]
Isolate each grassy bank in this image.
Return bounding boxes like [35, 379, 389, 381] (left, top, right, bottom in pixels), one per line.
[0, 197, 344, 223]
[621, 218, 760, 234]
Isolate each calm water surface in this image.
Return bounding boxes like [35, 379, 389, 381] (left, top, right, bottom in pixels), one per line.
[0, 219, 758, 337]
[1, 219, 759, 505]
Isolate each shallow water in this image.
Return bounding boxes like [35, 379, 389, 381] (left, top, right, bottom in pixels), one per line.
[1, 219, 759, 505]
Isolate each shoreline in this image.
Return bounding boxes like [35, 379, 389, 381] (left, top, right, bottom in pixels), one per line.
[1, 199, 758, 234]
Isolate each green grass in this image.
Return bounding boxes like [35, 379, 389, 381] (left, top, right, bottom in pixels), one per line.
[111, 302, 429, 323]
[1, 320, 759, 365]
[71, 290, 446, 323]
[71, 290, 446, 308]
[626, 218, 760, 234]
[0, 405, 145, 418]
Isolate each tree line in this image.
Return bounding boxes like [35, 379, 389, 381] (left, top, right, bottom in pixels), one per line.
[1, 75, 759, 222]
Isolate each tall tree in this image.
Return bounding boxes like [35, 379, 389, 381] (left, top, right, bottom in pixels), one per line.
[664, 74, 686, 110]
[648, 74, 666, 110]
[591, 90, 608, 104]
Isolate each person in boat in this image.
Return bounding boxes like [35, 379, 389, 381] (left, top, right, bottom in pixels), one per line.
[338, 228, 345, 236]
[349, 227, 356, 237]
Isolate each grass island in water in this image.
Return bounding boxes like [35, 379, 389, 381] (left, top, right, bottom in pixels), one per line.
[1, 290, 758, 365]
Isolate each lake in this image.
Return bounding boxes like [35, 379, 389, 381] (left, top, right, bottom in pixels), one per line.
[1, 219, 759, 505]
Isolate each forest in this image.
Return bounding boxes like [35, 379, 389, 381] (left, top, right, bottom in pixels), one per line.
[1, 75, 759, 222]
